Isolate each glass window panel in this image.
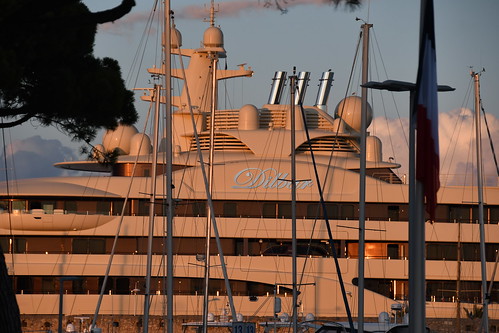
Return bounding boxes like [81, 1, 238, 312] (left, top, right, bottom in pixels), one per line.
[65, 201, 77, 213]
[13, 238, 27, 253]
[192, 202, 206, 217]
[490, 206, 499, 224]
[341, 204, 354, 219]
[72, 239, 88, 254]
[223, 202, 237, 217]
[12, 200, 26, 212]
[325, 204, 338, 219]
[0, 200, 8, 212]
[306, 203, 321, 219]
[77, 201, 98, 214]
[96, 201, 110, 215]
[16, 276, 33, 294]
[138, 199, 149, 216]
[89, 239, 106, 254]
[262, 203, 276, 218]
[72, 279, 85, 294]
[98, 277, 114, 294]
[116, 278, 130, 295]
[112, 200, 130, 216]
[449, 205, 470, 223]
[0, 238, 9, 253]
[387, 244, 400, 259]
[41, 277, 55, 293]
[277, 203, 291, 218]
[388, 206, 400, 221]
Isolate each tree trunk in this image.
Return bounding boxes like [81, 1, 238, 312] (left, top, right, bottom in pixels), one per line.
[0, 248, 21, 333]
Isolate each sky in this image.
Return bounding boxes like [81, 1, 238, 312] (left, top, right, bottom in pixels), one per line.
[1, 0, 498, 184]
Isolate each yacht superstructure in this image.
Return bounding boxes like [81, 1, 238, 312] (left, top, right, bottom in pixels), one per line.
[1, 7, 499, 332]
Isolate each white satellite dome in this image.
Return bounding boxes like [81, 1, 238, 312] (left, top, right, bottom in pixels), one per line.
[334, 95, 372, 132]
[102, 125, 138, 155]
[129, 133, 152, 156]
[366, 135, 382, 162]
[203, 26, 224, 47]
[238, 104, 259, 130]
[170, 27, 182, 49]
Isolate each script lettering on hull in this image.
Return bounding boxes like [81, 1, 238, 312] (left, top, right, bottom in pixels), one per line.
[232, 168, 313, 190]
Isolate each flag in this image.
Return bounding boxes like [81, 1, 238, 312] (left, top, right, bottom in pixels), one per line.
[414, 0, 439, 220]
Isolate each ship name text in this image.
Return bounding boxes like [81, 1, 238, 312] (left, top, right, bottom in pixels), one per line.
[232, 167, 313, 190]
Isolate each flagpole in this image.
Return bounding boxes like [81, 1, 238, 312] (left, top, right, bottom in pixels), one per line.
[473, 70, 489, 333]
[410, 1, 439, 331]
[408, 93, 426, 332]
[410, 2, 431, 332]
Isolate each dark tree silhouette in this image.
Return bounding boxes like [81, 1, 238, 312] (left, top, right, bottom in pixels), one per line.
[0, 1, 136, 332]
[0, 251, 21, 333]
[0, 0, 137, 142]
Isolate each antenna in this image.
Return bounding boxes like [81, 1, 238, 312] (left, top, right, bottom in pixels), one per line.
[205, 1, 219, 27]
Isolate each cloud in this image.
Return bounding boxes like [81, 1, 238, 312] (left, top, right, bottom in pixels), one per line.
[176, 0, 332, 19]
[371, 109, 499, 186]
[98, 11, 152, 34]
[0, 136, 80, 180]
[98, 0, 334, 33]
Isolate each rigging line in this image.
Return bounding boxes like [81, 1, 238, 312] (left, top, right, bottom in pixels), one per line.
[480, 95, 499, 178]
[125, 0, 161, 88]
[167, 34, 196, 201]
[440, 77, 472, 188]
[249, 294, 271, 318]
[318, 28, 363, 207]
[91, 89, 155, 329]
[176, 44, 238, 321]
[371, 27, 408, 149]
[297, 102, 355, 332]
[298, 26, 365, 285]
[370, 30, 408, 195]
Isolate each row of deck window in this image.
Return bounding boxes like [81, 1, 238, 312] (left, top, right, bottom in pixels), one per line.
[2, 236, 498, 261]
[10, 274, 497, 305]
[1, 198, 499, 223]
[354, 278, 499, 304]
[11, 275, 291, 297]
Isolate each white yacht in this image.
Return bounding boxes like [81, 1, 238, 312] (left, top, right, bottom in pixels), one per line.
[1, 5, 498, 332]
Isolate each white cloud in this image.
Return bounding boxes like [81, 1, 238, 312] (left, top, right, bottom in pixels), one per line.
[0, 136, 80, 180]
[371, 109, 499, 186]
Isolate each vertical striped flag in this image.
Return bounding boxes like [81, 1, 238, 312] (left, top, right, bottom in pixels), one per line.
[415, 0, 439, 220]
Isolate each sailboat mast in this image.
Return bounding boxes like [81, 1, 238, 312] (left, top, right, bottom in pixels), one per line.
[164, 1, 174, 332]
[143, 83, 162, 333]
[358, 22, 372, 333]
[456, 220, 462, 331]
[290, 72, 298, 333]
[202, 4, 217, 332]
[473, 70, 489, 332]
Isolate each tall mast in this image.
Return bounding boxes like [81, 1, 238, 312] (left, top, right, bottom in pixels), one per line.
[473, 70, 489, 333]
[143, 83, 161, 333]
[164, 1, 174, 332]
[290, 71, 298, 333]
[202, 3, 218, 332]
[456, 219, 462, 331]
[358, 22, 371, 333]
